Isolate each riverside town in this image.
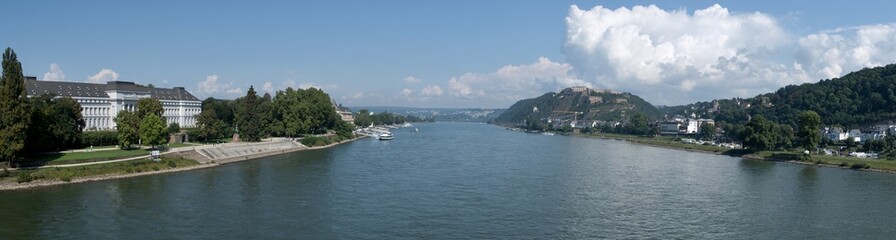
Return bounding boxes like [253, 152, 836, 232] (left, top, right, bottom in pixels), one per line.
[3, 1, 896, 239]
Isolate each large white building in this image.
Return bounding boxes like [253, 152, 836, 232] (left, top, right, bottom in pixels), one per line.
[24, 77, 202, 131]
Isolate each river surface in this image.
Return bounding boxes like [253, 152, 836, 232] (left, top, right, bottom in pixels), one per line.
[2, 123, 896, 239]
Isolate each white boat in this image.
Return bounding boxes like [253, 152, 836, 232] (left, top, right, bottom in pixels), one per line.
[378, 132, 394, 140]
[542, 132, 555, 136]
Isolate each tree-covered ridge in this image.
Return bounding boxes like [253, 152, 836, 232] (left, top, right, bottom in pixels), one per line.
[494, 87, 661, 125]
[663, 64, 896, 128]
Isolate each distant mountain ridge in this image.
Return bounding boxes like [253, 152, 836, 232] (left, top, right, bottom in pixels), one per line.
[661, 63, 896, 128]
[494, 86, 661, 126]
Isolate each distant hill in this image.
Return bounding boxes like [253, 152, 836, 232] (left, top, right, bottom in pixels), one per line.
[348, 106, 505, 123]
[494, 87, 661, 126]
[661, 64, 896, 128]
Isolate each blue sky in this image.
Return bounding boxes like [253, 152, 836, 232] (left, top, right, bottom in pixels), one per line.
[4, 1, 896, 108]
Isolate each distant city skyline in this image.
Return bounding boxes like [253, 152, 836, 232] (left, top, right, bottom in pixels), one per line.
[4, 1, 896, 108]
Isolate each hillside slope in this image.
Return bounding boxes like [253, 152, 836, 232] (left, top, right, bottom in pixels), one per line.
[662, 64, 896, 128]
[494, 87, 661, 126]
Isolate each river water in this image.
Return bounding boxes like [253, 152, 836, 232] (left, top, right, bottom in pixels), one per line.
[2, 123, 895, 239]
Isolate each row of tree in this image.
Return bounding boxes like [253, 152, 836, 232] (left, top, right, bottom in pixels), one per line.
[193, 86, 353, 142]
[113, 98, 174, 149]
[353, 109, 424, 127]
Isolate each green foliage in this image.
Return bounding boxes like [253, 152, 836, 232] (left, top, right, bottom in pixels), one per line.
[664, 64, 896, 128]
[0, 48, 30, 164]
[699, 123, 716, 141]
[167, 122, 180, 134]
[624, 112, 653, 135]
[114, 110, 140, 149]
[202, 97, 235, 128]
[744, 116, 775, 150]
[136, 98, 164, 121]
[25, 95, 85, 152]
[235, 86, 263, 141]
[272, 87, 340, 137]
[797, 111, 822, 151]
[494, 88, 662, 127]
[81, 131, 118, 147]
[140, 113, 167, 148]
[196, 108, 226, 142]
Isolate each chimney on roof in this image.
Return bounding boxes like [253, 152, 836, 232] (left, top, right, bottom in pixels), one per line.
[25, 76, 37, 81]
[174, 87, 185, 90]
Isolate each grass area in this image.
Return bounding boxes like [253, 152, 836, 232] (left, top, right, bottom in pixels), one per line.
[3, 156, 200, 183]
[301, 134, 355, 147]
[166, 143, 201, 148]
[24, 149, 153, 166]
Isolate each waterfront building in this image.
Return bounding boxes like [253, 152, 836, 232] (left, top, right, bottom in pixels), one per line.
[24, 77, 202, 130]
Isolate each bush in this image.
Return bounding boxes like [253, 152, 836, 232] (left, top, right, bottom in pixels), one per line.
[301, 136, 334, 147]
[839, 162, 850, 167]
[81, 131, 118, 147]
[166, 160, 177, 168]
[17, 172, 35, 183]
[0, 168, 10, 178]
[850, 163, 870, 169]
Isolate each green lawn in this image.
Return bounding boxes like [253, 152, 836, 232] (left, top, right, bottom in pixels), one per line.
[25, 149, 153, 166]
[6, 156, 200, 183]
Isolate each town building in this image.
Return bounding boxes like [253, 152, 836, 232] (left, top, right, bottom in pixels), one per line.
[659, 118, 714, 135]
[24, 77, 202, 131]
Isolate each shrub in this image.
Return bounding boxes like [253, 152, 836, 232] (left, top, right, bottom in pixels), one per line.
[166, 160, 177, 168]
[81, 131, 119, 147]
[301, 136, 333, 147]
[839, 162, 850, 167]
[0, 168, 10, 178]
[850, 163, 870, 169]
[151, 166, 160, 171]
[17, 172, 34, 183]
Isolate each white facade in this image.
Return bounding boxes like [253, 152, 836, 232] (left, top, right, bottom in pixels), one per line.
[25, 78, 202, 131]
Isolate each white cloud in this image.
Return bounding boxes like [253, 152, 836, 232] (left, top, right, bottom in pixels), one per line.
[87, 69, 119, 83]
[797, 24, 896, 79]
[438, 57, 587, 105]
[420, 85, 443, 96]
[563, 4, 808, 104]
[400, 88, 413, 97]
[282, 80, 296, 88]
[43, 63, 65, 81]
[402, 76, 422, 84]
[196, 74, 242, 97]
[262, 81, 273, 93]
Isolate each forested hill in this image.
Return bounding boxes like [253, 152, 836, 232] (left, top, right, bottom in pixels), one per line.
[662, 64, 896, 128]
[494, 87, 661, 125]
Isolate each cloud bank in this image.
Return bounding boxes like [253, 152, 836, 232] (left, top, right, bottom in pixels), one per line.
[43, 63, 66, 81]
[563, 4, 896, 105]
[87, 69, 119, 83]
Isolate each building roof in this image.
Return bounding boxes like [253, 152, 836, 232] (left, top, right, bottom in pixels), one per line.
[25, 79, 199, 101]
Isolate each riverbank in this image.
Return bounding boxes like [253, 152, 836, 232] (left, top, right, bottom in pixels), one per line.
[574, 132, 896, 174]
[0, 136, 363, 191]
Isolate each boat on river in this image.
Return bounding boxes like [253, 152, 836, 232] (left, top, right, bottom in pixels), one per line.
[378, 132, 394, 140]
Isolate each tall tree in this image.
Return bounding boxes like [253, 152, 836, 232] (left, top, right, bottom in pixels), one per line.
[0, 48, 30, 165]
[235, 86, 262, 141]
[140, 113, 167, 148]
[797, 110, 822, 151]
[744, 115, 774, 150]
[196, 108, 225, 142]
[114, 110, 140, 149]
[136, 98, 164, 121]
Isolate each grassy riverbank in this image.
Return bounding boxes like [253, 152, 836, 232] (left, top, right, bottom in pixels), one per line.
[577, 133, 896, 173]
[1, 156, 199, 184]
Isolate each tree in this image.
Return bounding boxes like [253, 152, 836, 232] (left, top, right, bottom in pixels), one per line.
[699, 123, 716, 141]
[114, 110, 140, 149]
[136, 98, 164, 121]
[140, 113, 167, 148]
[26, 95, 87, 152]
[354, 109, 372, 127]
[625, 112, 651, 135]
[797, 110, 822, 151]
[744, 115, 774, 150]
[196, 108, 225, 142]
[235, 86, 262, 141]
[0, 48, 30, 165]
[167, 122, 180, 135]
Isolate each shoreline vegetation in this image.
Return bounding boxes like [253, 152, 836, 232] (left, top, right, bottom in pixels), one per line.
[0, 135, 363, 191]
[574, 132, 896, 174]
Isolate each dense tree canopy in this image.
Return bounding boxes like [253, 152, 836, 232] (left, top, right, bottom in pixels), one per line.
[235, 86, 263, 142]
[136, 98, 164, 121]
[26, 95, 85, 152]
[140, 113, 167, 148]
[797, 111, 822, 151]
[0, 48, 30, 164]
[196, 108, 226, 142]
[114, 110, 140, 149]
